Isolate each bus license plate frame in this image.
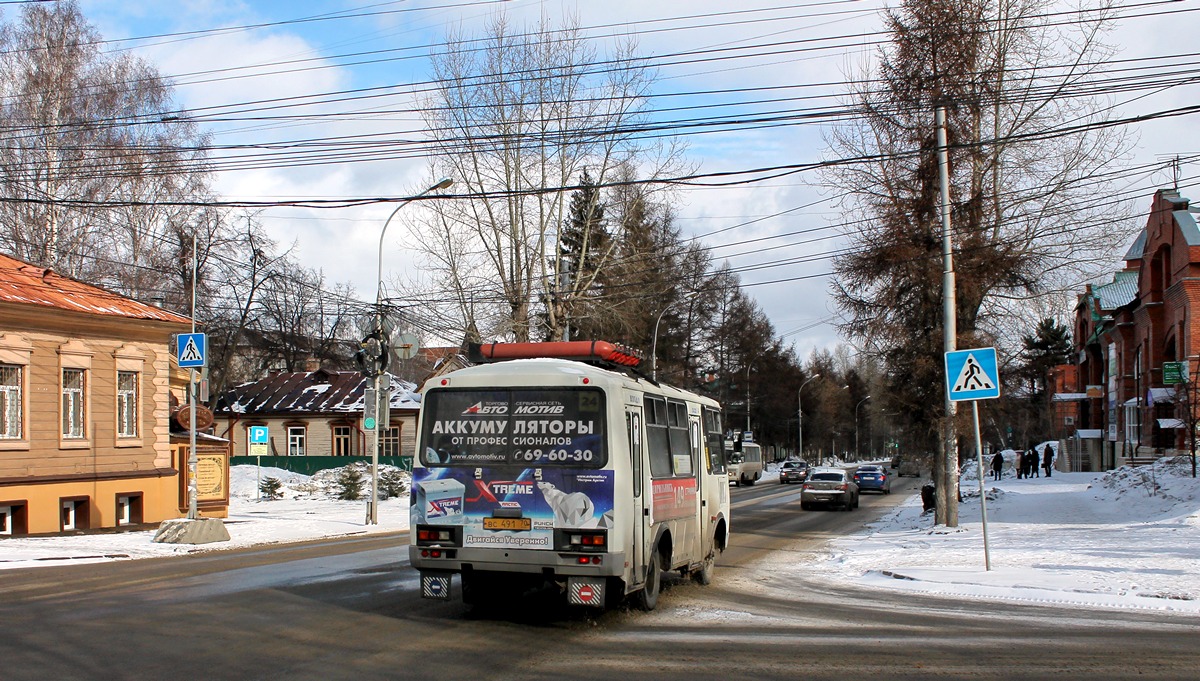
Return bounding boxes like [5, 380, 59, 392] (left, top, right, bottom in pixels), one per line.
[483, 516, 532, 531]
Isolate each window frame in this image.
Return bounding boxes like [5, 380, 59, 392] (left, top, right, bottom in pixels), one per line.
[61, 367, 87, 440]
[287, 425, 307, 456]
[0, 364, 23, 440]
[116, 370, 139, 439]
[331, 424, 354, 456]
[381, 424, 401, 457]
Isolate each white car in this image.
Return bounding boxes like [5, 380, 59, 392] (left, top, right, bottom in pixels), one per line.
[800, 468, 860, 511]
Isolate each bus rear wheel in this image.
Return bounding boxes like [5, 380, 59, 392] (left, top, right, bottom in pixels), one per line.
[692, 552, 715, 586]
[636, 551, 663, 611]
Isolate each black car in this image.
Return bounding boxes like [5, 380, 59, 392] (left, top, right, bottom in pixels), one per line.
[779, 460, 810, 484]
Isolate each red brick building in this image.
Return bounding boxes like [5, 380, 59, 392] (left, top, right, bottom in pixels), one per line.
[1068, 189, 1200, 469]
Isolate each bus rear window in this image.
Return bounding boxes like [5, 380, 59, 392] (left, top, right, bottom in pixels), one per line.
[420, 388, 606, 468]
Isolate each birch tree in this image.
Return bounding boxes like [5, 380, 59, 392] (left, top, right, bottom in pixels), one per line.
[413, 12, 684, 341]
[0, 1, 212, 282]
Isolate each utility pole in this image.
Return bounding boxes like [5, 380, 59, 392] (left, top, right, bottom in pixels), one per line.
[936, 104, 959, 527]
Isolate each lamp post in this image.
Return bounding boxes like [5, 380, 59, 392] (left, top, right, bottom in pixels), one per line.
[651, 291, 697, 381]
[855, 395, 871, 462]
[368, 177, 453, 524]
[798, 374, 820, 460]
[745, 358, 759, 433]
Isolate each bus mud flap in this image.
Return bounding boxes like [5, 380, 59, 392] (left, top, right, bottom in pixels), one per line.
[421, 572, 453, 600]
[568, 577, 605, 607]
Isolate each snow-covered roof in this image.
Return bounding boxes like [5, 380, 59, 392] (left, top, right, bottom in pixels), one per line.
[1148, 387, 1179, 405]
[1052, 393, 1089, 402]
[214, 369, 420, 416]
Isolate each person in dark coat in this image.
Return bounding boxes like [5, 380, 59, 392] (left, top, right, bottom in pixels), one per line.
[1016, 449, 1025, 479]
[1042, 444, 1054, 477]
[990, 451, 1004, 481]
[1031, 445, 1040, 477]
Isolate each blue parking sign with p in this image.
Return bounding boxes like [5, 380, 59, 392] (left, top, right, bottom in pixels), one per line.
[178, 332, 206, 368]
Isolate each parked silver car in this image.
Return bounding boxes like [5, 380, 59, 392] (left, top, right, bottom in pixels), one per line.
[800, 468, 859, 511]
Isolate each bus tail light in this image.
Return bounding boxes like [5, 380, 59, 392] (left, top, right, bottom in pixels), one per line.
[415, 525, 461, 547]
[568, 530, 607, 551]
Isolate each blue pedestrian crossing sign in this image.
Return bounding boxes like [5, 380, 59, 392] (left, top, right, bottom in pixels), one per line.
[945, 347, 1000, 402]
[177, 332, 207, 368]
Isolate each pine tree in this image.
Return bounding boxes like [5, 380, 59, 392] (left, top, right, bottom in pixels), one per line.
[258, 477, 284, 501]
[334, 466, 365, 501]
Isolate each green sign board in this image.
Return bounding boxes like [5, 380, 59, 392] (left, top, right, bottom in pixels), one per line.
[1163, 361, 1189, 385]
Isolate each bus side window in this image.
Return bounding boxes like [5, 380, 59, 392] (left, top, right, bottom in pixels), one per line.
[644, 396, 672, 478]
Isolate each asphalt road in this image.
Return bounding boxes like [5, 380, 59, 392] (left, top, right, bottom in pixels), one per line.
[0, 470, 1195, 680]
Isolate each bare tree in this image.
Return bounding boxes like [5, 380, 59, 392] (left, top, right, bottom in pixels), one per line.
[412, 11, 685, 341]
[0, 1, 211, 281]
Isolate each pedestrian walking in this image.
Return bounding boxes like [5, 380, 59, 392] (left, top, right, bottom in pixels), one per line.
[1043, 444, 1054, 478]
[1016, 449, 1025, 479]
[1031, 445, 1040, 477]
[990, 451, 1004, 481]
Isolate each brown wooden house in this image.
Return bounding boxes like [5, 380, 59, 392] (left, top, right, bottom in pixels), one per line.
[0, 253, 194, 535]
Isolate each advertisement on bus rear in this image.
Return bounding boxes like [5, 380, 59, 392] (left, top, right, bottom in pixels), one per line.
[411, 467, 615, 550]
[420, 388, 607, 468]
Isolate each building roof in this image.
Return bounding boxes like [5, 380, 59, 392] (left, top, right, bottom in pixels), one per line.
[1123, 229, 1147, 262]
[214, 369, 421, 416]
[0, 252, 191, 324]
[1176, 208, 1200, 245]
[1094, 270, 1138, 312]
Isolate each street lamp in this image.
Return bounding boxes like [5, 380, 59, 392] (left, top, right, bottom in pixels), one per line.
[798, 374, 820, 460]
[651, 291, 697, 381]
[368, 177, 453, 524]
[745, 358, 759, 433]
[855, 395, 872, 462]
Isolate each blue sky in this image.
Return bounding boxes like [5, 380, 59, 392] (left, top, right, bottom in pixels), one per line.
[54, 0, 1200, 355]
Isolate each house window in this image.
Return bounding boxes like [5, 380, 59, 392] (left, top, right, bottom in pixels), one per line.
[287, 426, 306, 456]
[0, 364, 21, 439]
[332, 426, 353, 456]
[62, 368, 86, 438]
[381, 425, 401, 457]
[117, 371, 138, 438]
[0, 501, 26, 536]
[60, 497, 89, 531]
[116, 494, 142, 526]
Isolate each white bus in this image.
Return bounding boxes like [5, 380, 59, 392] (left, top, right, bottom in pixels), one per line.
[410, 341, 730, 610]
[726, 440, 763, 486]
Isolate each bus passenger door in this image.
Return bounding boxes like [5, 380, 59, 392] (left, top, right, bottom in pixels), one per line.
[626, 407, 647, 583]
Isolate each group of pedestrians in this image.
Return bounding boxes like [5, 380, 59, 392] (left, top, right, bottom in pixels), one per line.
[989, 442, 1055, 481]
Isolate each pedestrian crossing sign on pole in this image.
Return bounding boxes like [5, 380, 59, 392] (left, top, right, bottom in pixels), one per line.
[945, 347, 1000, 402]
[178, 332, 207, 368]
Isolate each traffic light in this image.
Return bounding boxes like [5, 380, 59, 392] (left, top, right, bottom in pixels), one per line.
[356, 331, 390, 377]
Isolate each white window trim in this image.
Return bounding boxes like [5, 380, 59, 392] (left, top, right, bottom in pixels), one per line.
[59, 341, 92, 449]
[116, 370, 139, 440]
[0, 335, 31, 451]
[62, 368, 87, 441]
[114, 347, 146, 447]
[287, 426, 307, 456]
[0, 364, 23, 441]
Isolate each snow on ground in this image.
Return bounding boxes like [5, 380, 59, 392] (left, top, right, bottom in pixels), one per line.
[2, 457, 1198, 616]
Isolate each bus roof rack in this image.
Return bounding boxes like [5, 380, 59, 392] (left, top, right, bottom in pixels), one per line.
[467, 341, 644, 369]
